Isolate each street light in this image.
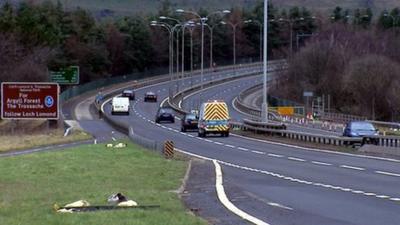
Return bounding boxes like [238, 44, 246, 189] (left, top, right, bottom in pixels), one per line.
[176, 9, 230, 95]
[261, 0, 268, 122]
[244, 19, 263, 62]
[149, 21, 174, 98]
[273, 17, 305, 55]
[220, 21, 239, 66]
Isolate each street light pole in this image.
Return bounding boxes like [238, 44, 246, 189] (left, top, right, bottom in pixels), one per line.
[176, 9, 230, 98]
[220, 21, 238, 66]
[261, 0, 268, 122]
[244, 20, 263, 62]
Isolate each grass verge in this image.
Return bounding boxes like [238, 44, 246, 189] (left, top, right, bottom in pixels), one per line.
[0, 129, 91, 153]
[0, 141, 206, 225]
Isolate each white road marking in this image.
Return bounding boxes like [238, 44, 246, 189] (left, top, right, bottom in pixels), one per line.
[288, 157, 306, 162]
[268, 153, 284, 158]
[231, 133, 400, 163]
[363, 193, 377, 196]
[225, 144, 236, 148]
[172, 148, 400, 203]
[251, 150, 265, 155]
[238, 147, 249, 151]
[213, 160, 270, 225]
[205, 139, 213, 143]
[375, 171, 400, 177]
[376, 195, 390, 199]
[311, 161, 332, 166]
[340, 165, 366, 171]
[188, 134, 194, 138]
[112, 137, 116, 141]
[267, 202, 293, 211]
[214, 142, 223, 145]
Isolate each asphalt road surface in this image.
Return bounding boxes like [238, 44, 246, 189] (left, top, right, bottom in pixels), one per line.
[101, 71, 400, 225]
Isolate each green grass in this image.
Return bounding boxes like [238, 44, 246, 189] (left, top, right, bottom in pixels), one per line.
[0, 129, 92, 153]
[0, 141, 206, 225]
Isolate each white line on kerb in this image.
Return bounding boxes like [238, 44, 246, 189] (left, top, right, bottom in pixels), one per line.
[340, 165, 365, 171]
[375, 171, 400, 177]
[268, 153, 284, 158]
[213, 160, 270, 225]
[288, 157, 306, 162]
[311, 161, 332, 166]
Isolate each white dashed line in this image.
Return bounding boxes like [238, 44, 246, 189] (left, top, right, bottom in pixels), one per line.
[375, 171, 400, 177]
[340, 165, 366, 171]
[214, 142, 223, 145]
[311, 161, 332, 166]
[363, 193, 377, 196]
[267, 202, 293, 211]
[268, 153, 284, 158]
[196, 137, 203, 140]
[188, 134, 194, 138]
[251, 150, 265, 155]
[288, 157, 306, 162]
[389, 198, 400, 201]
[376, 195, 390, 199]
[238, 147, 249, 151]
[205, 139, 213, 143]
[225, 144, 236, 148]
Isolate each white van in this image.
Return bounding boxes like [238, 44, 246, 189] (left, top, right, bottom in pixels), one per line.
[111, 97, 130, 115]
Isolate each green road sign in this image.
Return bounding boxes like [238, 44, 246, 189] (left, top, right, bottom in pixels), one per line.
[50, 66, 79, 85]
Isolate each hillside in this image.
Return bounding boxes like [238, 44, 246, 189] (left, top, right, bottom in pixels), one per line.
[2, 0, 398, 15]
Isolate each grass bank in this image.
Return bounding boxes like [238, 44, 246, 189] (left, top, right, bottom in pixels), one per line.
[0, 130, 91, 153]
[0, 141, 206, 225]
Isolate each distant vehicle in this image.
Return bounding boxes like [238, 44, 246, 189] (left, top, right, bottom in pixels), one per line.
[111, 97, 130, 115]
[343, 121, 378, 137]
[144, 91, 157, 102]
[198, 100, 230, 137]
[122, 89, 135, 100]
[181, 113, 199, 132]
[155, 107, 175, 123]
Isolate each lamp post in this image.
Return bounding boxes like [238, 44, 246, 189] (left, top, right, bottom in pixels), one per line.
[176, 9, 230, 94]
[261, 0, 268, 122]
[150, 21, 173, 97]
[220, 21, 239, 66]
[244, 19, 263, 62]
[273, 17, 304, 55]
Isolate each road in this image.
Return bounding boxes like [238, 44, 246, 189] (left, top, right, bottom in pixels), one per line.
[100, 71, 400, 225]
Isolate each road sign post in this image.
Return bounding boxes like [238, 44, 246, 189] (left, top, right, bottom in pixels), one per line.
[1, 82, 59, 120]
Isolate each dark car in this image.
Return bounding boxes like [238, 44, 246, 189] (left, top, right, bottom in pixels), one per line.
[144, 91, 157, 102]
[181, 113, 199, 132]
[343, 121, 378, 137]
[156, 107, 175, 123]
[122, 89, 135, 100]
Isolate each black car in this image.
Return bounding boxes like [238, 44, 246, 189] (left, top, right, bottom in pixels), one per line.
[122, 89, 135, 100]
[181, 113, 199, 132]
[144, 91, 157, 102]
[156, 107, 175, 123]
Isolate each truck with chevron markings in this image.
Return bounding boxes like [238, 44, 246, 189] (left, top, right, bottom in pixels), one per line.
[198, 100, 230, 137]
